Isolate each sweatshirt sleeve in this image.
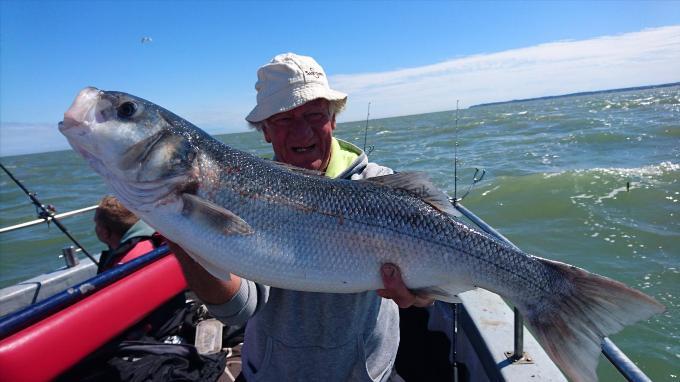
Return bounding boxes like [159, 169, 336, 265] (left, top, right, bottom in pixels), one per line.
[204, 278, 270, 326]
[350, 162, 394, 180]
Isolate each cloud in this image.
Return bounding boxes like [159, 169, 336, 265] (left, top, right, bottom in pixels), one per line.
[331, 25, 680, 121]
[0, 122, 70, 157]
[3, 26, 679, 156]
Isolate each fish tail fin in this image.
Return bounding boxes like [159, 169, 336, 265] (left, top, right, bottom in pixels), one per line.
[519, 257, 664, 382]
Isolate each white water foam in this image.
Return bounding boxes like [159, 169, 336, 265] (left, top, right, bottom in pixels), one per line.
[545, 161, 679, 181]
[480, 185, 500, 196]
[585, 161, 679, 178]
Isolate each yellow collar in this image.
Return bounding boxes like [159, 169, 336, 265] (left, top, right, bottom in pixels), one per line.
[324, 137, 359, 178]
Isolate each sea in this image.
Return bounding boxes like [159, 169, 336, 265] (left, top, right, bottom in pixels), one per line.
[1, 85, 678, 381]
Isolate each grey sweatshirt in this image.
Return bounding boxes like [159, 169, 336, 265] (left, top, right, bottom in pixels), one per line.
[207, 139, 400, 381]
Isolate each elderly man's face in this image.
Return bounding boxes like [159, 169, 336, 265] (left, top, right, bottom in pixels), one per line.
[263, 99, 335, 171]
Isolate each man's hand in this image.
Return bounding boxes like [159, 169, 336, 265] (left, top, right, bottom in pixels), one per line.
[168, 240, 241, 305]
[376, 263, 435, 308]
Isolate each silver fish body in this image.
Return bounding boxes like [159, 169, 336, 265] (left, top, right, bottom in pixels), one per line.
[59, 87, 664, 382]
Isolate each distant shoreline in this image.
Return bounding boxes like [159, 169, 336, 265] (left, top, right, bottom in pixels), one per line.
[469, 82, 680, 108]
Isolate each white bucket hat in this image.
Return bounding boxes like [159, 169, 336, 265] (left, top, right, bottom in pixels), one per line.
[246, 53, 348, 123]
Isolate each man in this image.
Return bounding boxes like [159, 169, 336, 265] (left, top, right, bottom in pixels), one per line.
[172, 53, 431, 381]
[94, 195, 157, 273]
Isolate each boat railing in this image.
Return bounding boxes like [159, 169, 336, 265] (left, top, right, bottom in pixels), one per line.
[454, 202, 653, 382]
[0, 204, 97, 268]
[0, 163, 99, 265]
[0, 205, 98, 234]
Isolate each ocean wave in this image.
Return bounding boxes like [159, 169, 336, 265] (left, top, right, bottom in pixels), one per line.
[580, 161, 679, 177]
[543, 161, 679, 179]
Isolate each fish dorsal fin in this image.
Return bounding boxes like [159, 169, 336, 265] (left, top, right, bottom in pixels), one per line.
[181, 193, 253, 235]
[271, 161, 326, 177]
[363, 172, 461, 217]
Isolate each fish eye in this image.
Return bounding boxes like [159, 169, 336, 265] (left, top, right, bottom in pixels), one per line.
[117, 102, 137, 119]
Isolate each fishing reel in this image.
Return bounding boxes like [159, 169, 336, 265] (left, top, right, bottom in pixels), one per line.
[36, 203, 57, 220]
[452, 168, 486, 203]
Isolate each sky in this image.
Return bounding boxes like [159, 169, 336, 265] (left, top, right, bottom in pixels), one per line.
[1, 1, 679, 157]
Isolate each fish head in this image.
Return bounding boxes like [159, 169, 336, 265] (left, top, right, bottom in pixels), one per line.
[59, 87, 199, 212]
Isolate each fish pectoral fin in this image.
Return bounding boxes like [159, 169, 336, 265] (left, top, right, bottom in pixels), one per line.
[362, 172, 461, 217]
[413, 283, 474, 303]
[181, 193, 253, 235]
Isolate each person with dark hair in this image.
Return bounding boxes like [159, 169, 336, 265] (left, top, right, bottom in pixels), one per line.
[94, 195, 157, 273]
[68, 197, 226, 381]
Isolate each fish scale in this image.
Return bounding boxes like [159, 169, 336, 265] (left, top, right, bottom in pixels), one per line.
[59, 87, 665, 382]
[197, 149, 570, 300]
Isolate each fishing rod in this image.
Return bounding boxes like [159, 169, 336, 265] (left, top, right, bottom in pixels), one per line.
[450, 101, 461, 382]
[363, 102, 375, 155]
[454, 101, 459, 201]
[451, 101, 485, 204]
[0, 162, 98, 265]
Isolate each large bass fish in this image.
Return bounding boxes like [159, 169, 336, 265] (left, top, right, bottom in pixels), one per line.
[59, 87, 663, 382]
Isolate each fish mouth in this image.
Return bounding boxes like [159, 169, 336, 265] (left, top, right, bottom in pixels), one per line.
[292, 144, 316, 153]
[58, 119, 88, 136]
[59, 87, 102, 132]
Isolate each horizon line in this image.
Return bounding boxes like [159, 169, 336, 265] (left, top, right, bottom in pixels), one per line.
[2, 80, 677, 159]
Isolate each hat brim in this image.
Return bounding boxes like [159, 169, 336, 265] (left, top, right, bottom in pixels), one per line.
[246, 83, 347, 123]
